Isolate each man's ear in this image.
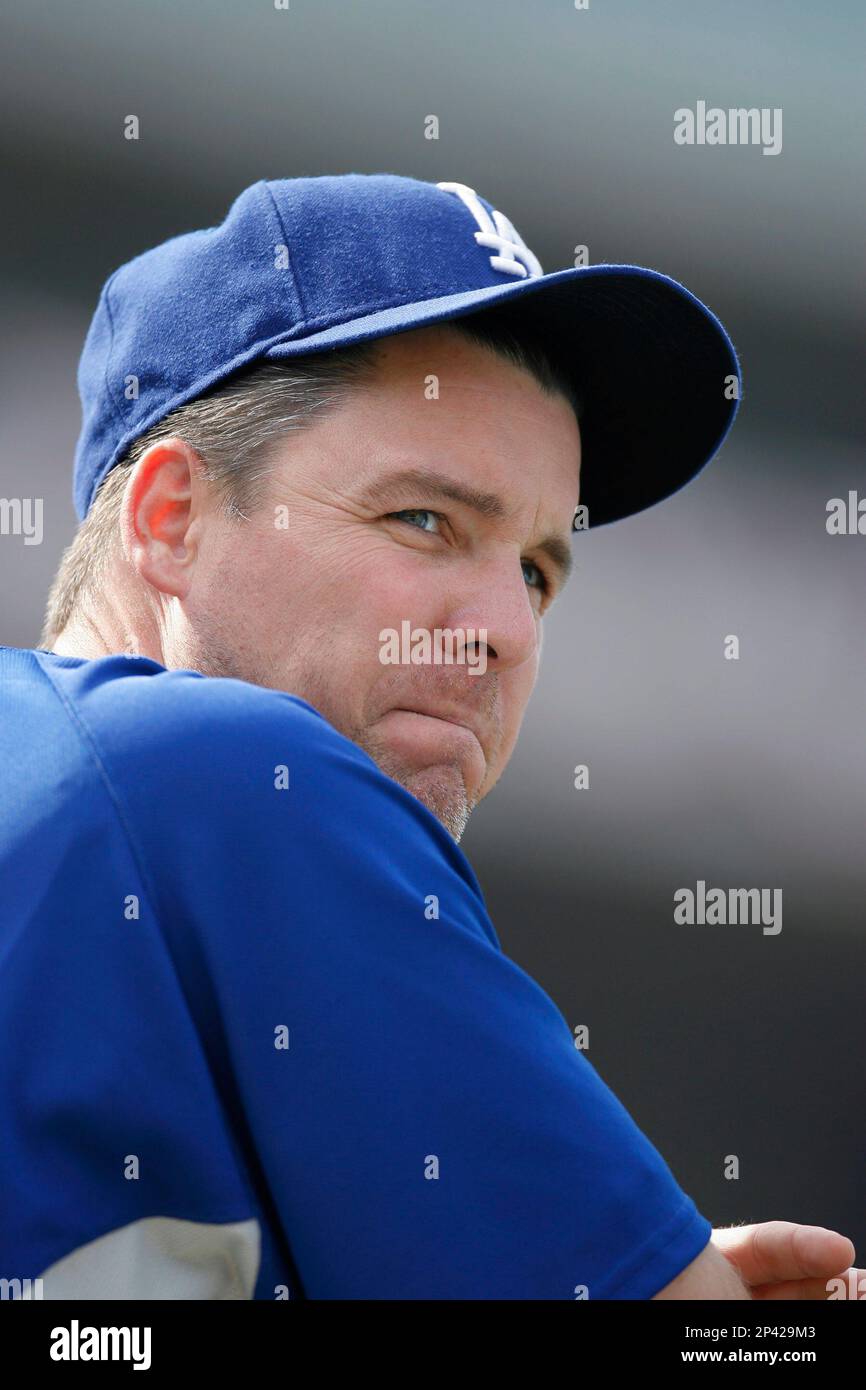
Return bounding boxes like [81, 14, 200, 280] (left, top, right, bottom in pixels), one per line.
[121, 438, 204, 600]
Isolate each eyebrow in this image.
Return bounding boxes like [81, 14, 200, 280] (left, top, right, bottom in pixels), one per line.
[355, 466, 574, 586]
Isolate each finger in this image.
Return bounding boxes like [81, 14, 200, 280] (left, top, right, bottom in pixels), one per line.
[714, 1222, 856, 1286]
[750, 1268, 866, 1301]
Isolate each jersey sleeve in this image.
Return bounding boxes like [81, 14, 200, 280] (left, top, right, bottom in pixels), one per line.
[75, 664, 713, 1299]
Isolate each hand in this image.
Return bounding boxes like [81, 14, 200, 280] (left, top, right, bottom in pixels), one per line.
[712, 1220, 864, 1299]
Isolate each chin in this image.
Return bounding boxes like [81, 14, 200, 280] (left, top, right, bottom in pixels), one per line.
[378, 757, 473, 843]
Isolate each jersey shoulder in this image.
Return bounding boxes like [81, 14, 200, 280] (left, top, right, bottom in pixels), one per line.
[37, 648, 373, 794]
[33, 648, 484, 908]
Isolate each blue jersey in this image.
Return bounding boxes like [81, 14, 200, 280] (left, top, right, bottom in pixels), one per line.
[0, 645, 711, 1299]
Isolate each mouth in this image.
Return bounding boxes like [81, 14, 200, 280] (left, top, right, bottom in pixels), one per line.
[383, 700, 497, 767]
[390, 704, 489, 755]
[373, 703, 493, 799]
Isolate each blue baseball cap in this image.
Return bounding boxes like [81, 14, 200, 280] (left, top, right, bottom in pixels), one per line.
[73, 173, 741, 525]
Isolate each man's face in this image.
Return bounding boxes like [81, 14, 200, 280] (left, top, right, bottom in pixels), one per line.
[166, 324, 580, 839]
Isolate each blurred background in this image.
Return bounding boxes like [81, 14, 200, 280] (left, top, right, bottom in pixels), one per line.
[1, 1, 863, 1269]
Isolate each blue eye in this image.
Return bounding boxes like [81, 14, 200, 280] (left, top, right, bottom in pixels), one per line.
[522, 559, 548, 592]
[389, 509, 441, 533]
[388, 510, 550, 598]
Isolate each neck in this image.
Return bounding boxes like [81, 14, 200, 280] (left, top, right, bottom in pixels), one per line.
[51, 604, 159, 664]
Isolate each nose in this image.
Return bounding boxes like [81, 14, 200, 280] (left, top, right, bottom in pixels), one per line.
[442, 550, 540, 675]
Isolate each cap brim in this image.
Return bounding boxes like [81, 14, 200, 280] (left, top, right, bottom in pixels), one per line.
[264, 263, 741, 528]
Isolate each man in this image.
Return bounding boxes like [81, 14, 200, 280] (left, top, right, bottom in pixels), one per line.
[0, 175, 857, 1299]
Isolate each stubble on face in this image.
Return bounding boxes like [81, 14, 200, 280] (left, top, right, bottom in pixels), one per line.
[345, 665, 505, 843]
[357, 737, 472, 841]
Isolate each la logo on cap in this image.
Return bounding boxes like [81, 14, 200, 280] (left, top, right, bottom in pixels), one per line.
[436, 181, 543, 280]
